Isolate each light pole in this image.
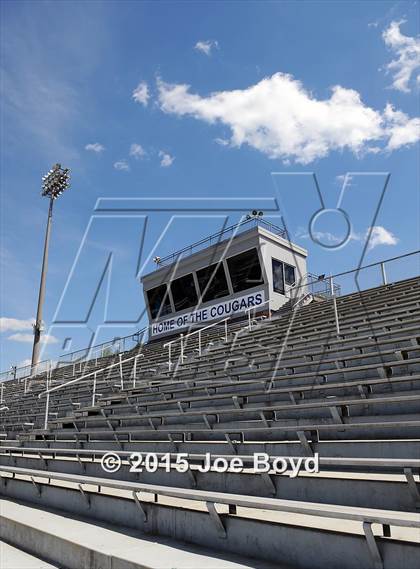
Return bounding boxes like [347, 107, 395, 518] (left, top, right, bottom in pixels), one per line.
[31, 164, 70, 369]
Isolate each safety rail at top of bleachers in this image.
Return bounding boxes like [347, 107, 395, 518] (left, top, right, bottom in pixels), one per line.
[0, 326, 148, 390]
[57, 326, 149, 366]
[163, 317, 230, 370]
[286, 250, 420, 301]
[0, 358, 53, 386]
[156, 217, 287, 267]
[37, 352, 145, 430]
[296, 250, 419, 337]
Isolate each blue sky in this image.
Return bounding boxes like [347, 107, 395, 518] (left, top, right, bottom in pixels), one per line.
[0, 0, 419, 370]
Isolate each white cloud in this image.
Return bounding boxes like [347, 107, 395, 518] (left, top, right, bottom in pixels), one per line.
[194, 40, 219, 56]
[129, 143, 146, 159]
[114, 160, 130, 171]
[7, 333, 58, 344]
[312, 231, 343, 244]
[296, 224, 398, 250]
[366, 226, 399, 250]
[214, 137, 230, 146]
[157, 73, 419, 164]
[0, 317, 34, 332]
[382, 20, 420, 93]
[132, 81, 150, 106]
[85, 142, 105, 153]
[383, 103, 420, 150]
[158, 150, 174, 167]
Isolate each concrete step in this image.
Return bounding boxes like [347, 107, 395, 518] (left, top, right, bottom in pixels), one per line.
[0, 541, 58, 569]
[0, 499, 281, 569]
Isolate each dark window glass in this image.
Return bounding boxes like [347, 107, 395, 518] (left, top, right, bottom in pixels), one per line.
[196, 262, 230, 303]
[284, 264, 296, 286]
[272, 259, 285, 294]
[170, 273, 198, 312]
[227, 249, 264, 293]
[146, 285, 172, 319]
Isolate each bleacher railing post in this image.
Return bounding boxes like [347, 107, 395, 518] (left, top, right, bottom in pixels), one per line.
[198, 330, 202, 356]
[92, 372, 97, 406]
[224, 319, 228, 342]
[44, 391, 50, 430]
[330, 276, 340, 336]
[180, 334, 184, 362]
[0, 383, 4, 404]
[133, 355, 138, 387]
[248, 309, 252, 330]
[168, 344, 172, 372]
[381, 262, 387, 285]
[119, 353, 124, 389]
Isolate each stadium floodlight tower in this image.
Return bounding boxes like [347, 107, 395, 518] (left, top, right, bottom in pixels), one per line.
[31, 163, 70, 369]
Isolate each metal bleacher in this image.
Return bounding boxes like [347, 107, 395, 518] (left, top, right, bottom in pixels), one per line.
[1, 276, 420, 568]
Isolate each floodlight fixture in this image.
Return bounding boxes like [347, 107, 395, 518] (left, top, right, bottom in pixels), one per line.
[41, 163, 70, 199]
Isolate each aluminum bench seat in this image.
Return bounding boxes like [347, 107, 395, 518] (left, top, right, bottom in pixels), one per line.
[2, 465, 420, 569]
[0, 449, 419, 512]
[37, 419, 420, 445]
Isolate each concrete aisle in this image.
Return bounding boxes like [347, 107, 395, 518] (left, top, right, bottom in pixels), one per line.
[1, 499, 284, 569]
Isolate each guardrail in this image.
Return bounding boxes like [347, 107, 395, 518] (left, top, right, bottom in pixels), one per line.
[283, 250, 420, 336]
[0, 327, 148, 389]
[38, 353, 144, 429]
[164, 317, 230, 370]
[58, 326, 148, 366]
[0, 358, 53, 386]
[244, 299, 272, 330]
[156, 217, 287, 267]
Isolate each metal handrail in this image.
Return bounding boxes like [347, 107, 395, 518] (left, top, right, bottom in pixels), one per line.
[244, 299, 272, 330]
[0, 358, 53, 386]
[156, 217, 287, 267]
[38, 352, 143, 429]
[291, 292, 313, 311]
[286, 250, 419, 298]
[289, 250, 419, 337]
[58, 326, 148, 366]
[164, 317, 231, 370]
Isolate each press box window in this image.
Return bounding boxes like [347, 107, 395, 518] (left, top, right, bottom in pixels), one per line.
[272, 259, 285, 294]
[170, 273, 198, 312]
[196, 262, 230, 303]
[284, 263, 296, 286]
[146, 285, 172, 319]
[227, 248, 264, 293]
[272, 259, 296, 294]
